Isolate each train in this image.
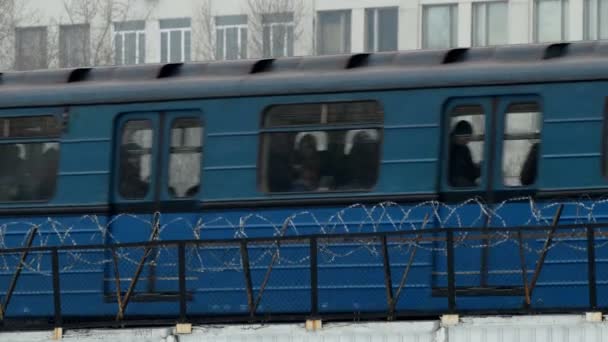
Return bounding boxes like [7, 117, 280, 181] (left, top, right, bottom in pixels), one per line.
[1, 41, 608, 321]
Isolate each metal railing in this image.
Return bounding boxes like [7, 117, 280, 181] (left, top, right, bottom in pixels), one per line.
[0, 217, 606, 330]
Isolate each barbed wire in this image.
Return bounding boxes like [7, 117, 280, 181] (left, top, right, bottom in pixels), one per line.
[0, 196, 606, 276]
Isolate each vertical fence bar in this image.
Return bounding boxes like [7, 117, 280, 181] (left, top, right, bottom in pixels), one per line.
[310, 237, 319, 317]
[51, 248, 62, 327]
[587, 226, 597, 309]
[446, 230, 456, 312]
[240, 240, 255, 318]
[178, 242, 187, 322]
[380, 235, 394, 319]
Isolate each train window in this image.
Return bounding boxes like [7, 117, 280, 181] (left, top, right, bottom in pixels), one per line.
[119, 120, 153, 199]
[502, 103, 541, 187]
[0, 142, 59, 202]
[168, 118, 203, 198]
[260, 101, 383, 193]
[448, 105, 485, 188]
[0, 115, 61, 202]
[0, 116, 61, 138]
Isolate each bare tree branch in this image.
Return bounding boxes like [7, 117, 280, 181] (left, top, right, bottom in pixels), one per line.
[246, 0, 305, 58]
[193, 0, 215, 61]
[0, 0, 40, 70]
[52, 0, 154, 67]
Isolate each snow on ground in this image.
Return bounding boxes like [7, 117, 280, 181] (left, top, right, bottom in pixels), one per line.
[1, 315, 608, 342]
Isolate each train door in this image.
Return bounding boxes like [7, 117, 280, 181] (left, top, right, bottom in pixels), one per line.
[435, 95, 542, 304]
[106, 110, 204, 303]
[435, 98, 494, 297]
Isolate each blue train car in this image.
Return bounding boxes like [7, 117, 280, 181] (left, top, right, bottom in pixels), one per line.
[1, 41, 608, 320]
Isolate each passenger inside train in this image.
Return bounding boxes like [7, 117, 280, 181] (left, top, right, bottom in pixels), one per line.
[448, 120, 481, 187]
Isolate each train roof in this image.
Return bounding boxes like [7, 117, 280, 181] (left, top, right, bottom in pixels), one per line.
[2, 41, 608, 108]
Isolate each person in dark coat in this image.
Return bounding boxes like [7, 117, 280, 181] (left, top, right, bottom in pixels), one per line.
[520, 143, 539, 186]
[448, 120, 481, 187]
[119, 142, 150, 198]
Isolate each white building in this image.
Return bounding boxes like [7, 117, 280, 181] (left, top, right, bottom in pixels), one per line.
[1, 0, 606, 71]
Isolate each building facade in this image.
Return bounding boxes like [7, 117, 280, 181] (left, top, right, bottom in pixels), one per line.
[1, 0, 606, 71]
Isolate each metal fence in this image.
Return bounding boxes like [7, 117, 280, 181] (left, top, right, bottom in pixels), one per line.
[0, 217, 606, 330]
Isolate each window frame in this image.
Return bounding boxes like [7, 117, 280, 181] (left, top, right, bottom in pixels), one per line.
[364, 6, 399, 52]
[442, 100, 491, 192]
[114, 110, 205, 204]
[113, 21, 146, 65]
[14, 26, 48, 71]
[262, 12, 295, 58]
[421, 4, 459, 49]
[0, 112, 63, 203]
[59, 23, 91, 68]
[584, 0, 608, 40]
[257, 100, 384, 195]
[471, 1, 509, 47]
[442, 96, 543, 200]
[316, 10, 352, 55]
[533, 0, 569, 43]
[498, 102, 543, 188]
[215, 15, 248, 60]
[159, 18, 192, 63]
[164, 116, 205, 200]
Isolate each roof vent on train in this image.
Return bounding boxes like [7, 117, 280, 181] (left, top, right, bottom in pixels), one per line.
[543, 43, 570, 59]
[157, 63, 183, 78]
[346, 54, 370, 69]
[250, 59, 275, 74]
[442, 48, 469, 64]
[67, 68, 92, 83]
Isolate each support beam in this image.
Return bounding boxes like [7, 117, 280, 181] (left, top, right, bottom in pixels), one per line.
[175, 323, 192, 334]
[305, 319, 322, 331]
[586, 312, 603, 322]
[52, 327, 63, 340]
[441, 314, 460, 326]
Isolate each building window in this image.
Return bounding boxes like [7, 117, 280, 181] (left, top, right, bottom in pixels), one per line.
[365, 7, 398, 52]
[119, 120, 153, 199]
[59, 24, 90, 68]
[317, 10, 351, 55]
[448, 106, 485, 188]
[15, 27, 47, 71]
[0, 116, 61, 202]
[114, 21, 145, 65]
[215, 15, 248, 60]
[260, 101, 383, 193]
[472, 2, 508, 46]
[534, 0, 569, 42]
[263, 13, 294, 58]
[584, 0, 608, 40]
[502, 103, 542, 187]
[422, 4, 458, 49]
[160, 18, 191, 63]
[168, 118, 203, 198]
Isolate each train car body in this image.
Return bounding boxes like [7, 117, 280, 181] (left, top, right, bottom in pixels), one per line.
[1, 41, 608, 320]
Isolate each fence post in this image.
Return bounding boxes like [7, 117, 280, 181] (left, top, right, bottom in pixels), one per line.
[178, 242, 187, 322]
[52, 248, 62, 327]
[587, 226, 597, 309]
[310, 237, 318, 317]
[380, 235, 395, 320]
[446, 230, 456, 312]
[239, 241, 255, 318]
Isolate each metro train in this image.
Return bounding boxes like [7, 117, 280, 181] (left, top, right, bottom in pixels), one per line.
[1, 41, 608, 320]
